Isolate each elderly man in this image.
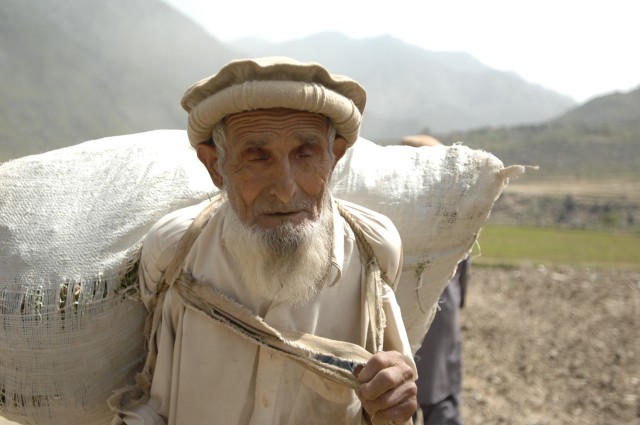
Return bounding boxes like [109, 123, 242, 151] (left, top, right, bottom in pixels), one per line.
[110, 57, 417, 425]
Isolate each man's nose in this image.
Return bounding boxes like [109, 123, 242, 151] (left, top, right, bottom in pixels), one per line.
[269, 160, 297, 204]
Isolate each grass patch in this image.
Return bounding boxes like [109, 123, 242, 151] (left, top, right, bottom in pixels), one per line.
[473, 225, 640, 269]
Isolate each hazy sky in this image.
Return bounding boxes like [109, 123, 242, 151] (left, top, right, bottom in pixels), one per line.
[163, 0, 639, 103]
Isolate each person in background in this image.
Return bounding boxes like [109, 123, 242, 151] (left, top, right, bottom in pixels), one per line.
[414, 258, 469, 425]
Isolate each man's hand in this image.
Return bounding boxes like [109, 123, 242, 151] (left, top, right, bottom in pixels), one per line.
[354, 350, 417, 424]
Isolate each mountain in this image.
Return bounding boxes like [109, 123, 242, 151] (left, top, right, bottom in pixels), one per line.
[231, 32, 576, 138]
[1, 0, 577, 162]
[0, 0, 238, 160]
[434, 87, 640, 178]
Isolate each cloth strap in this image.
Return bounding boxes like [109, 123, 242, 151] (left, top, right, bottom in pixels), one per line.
[175, 274, 371, 388]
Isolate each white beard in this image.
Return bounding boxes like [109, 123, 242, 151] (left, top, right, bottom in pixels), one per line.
[221, 195, 334, 306]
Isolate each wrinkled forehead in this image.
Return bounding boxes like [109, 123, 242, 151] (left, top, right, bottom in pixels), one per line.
[223, 108, 331, 128]
[224, 109, 331, 139]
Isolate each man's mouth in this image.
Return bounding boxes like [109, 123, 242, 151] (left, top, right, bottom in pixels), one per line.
[269, 211, 301, 216]
[265, 210, 307, 219]
[258, 210, 310, 226]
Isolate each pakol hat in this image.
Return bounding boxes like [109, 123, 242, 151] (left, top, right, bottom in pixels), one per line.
[180, 57, 367, 147]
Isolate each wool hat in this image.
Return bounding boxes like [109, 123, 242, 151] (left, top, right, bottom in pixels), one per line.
[180, 57, 367, 148]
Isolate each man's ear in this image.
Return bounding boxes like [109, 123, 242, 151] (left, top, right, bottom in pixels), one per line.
[332, 136, 348, 168]
[196, 143, 224, 189]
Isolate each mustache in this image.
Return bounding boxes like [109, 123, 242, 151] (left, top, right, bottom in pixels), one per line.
[252, 194, 318, 215]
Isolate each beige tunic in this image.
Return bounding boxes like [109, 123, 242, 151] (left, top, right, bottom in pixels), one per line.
[113, 197, 414, 425]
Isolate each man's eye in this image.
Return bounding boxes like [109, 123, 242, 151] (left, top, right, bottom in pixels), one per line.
[297, 144, 318, 158]
[250, 154, 268, 161]
[246, 148, 269, 161]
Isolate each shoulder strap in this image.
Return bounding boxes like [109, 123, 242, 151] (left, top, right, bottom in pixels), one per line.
[109, 196, 224, 412]
[134, 196, 223, 396]
[336, 201, 388, 353]
[336, 202, 393, 287]
[145, 196, 222, 335]
[159, 197, 223, 293]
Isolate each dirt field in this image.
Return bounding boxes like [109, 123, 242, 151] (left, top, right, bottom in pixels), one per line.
[461, 265, 639, 425]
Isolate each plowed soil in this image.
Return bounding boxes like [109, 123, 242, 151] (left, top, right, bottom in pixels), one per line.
[461, 265, 639, 425]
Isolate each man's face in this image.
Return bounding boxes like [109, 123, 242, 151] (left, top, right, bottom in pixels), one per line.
[218, 109, 343, 230]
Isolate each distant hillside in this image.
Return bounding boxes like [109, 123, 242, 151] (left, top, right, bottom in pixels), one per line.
[433, 87, 640, 178]
[232, 32, 576, 138]
[0, 0, 238, 161]
[1, 1, 580, 162]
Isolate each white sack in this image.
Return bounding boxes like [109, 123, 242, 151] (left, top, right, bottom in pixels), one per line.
[0, 130, 522, 424]
[331, 139, 524, 352]
[0, 130, 214, 425]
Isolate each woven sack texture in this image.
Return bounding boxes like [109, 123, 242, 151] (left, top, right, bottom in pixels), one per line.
[0, 130, 213, 424]
[0, 130, 521, 423]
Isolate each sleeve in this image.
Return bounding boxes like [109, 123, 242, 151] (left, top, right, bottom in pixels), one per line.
[382, 285, 417, 375]
[111, 291, 183, 425]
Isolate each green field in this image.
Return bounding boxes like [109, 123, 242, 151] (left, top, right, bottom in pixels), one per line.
[473, 225, 640, 269]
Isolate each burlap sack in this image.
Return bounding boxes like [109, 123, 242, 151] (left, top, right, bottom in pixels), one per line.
[0, 130, 213, 424]
[331, 138, 524, 351]
[0, 130, 522, 423]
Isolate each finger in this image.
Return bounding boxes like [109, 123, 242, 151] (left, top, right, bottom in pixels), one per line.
[353, 364, 364, 378]
[358, 360, 415, 401]
[360, 379, 417, 419]
[363, 388, 417, 425]
[356, 351, 406, 384]
[359, 365, 405, 401]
